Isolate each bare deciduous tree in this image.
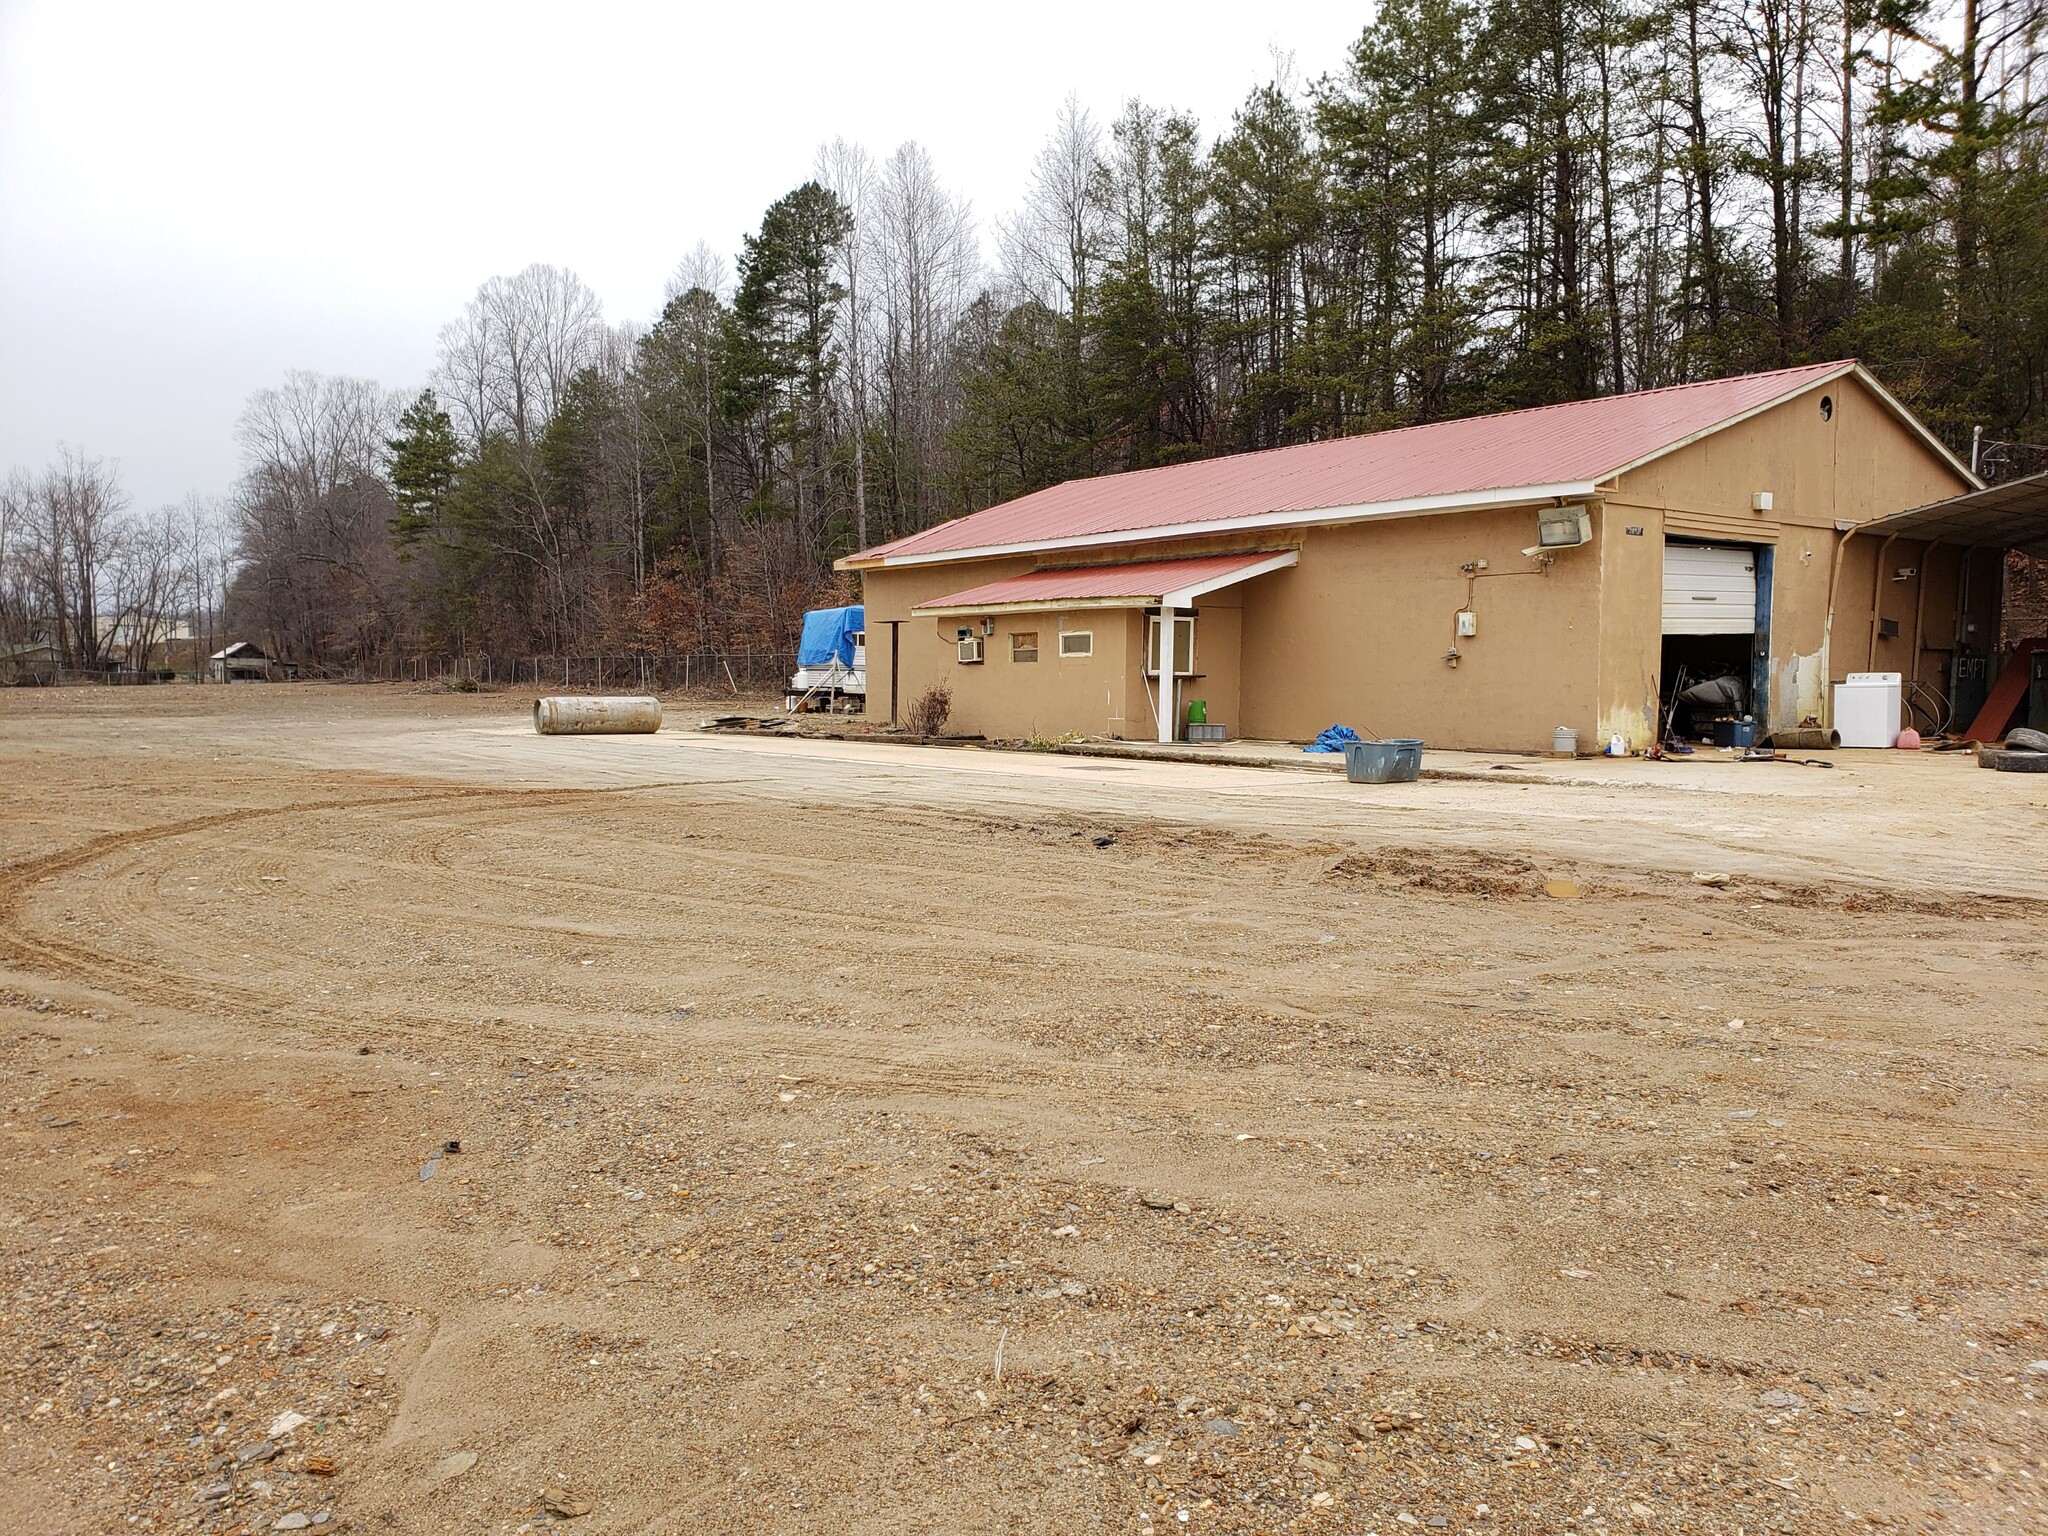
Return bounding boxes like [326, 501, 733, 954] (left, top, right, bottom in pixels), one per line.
[11, 450, 129, 669]
[874, 141, 980, 537]
[0, 471, 32, 648]
[435, 264, 606, 451]
[231, 372, 403, 669]
[998, 95, 1111, 326]
[816, 138, 878, 548]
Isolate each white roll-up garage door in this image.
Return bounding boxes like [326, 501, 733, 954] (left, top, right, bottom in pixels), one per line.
[1662, 543, 1756, 634]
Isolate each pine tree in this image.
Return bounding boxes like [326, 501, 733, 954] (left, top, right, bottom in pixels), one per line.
[731, 182, 855, 554]
[1321, 0, 1488, 421]
[1208, 81, 1324, 446]
[385, 390, 460, 554]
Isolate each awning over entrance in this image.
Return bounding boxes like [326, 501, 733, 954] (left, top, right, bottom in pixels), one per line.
[1859, 470, 2048, 556]
[911, 549, 1299, 616]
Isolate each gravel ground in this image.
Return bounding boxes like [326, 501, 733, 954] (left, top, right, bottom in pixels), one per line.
[1, 685, 2043, 1535]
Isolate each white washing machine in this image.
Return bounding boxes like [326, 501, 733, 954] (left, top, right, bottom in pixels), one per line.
[1833, 672, 1903, 748]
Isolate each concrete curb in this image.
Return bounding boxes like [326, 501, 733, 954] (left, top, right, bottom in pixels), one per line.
[1045, 739, 1638, 788]
[688, 721, 1836, 792]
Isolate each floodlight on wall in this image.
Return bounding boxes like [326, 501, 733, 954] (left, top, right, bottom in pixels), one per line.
[1525, 504, 1591, 557]
[1539, 504, 1591, 547]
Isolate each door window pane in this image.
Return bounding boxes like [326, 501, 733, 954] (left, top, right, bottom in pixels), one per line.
[1146, 615, 1195, 675]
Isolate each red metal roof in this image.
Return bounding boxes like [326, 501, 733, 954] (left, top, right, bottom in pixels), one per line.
[913, 552, 1286, 611]
[854, 362, 1863, 564]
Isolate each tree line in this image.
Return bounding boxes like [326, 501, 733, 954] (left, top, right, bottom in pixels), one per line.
[6, 0, 2043, 675]
[0, 453, 233, 674]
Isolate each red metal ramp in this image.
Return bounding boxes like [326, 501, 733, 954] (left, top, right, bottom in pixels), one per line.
[1964, 637, 2048, 741]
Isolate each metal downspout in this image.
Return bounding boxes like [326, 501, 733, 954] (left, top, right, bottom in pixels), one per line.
[1866, 532, 1901, 672]
[1908, 540, 1932, 699]
[1954, 545, 1979, 653]
[1820, 523, 1861, 727]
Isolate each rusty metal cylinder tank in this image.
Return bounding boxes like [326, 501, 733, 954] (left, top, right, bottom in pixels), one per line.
[532, 695, 663, 735]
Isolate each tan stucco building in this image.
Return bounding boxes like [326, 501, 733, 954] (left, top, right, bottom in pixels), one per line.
[844, 362, 2007, 752]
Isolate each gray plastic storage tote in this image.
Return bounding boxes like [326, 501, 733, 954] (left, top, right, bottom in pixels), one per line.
[1343, 738, 1424, 784]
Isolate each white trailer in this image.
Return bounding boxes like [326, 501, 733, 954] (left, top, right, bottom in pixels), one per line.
[787, 606, 866, 713]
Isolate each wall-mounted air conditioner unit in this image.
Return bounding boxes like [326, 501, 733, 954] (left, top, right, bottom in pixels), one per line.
[957, 635, 984, 664]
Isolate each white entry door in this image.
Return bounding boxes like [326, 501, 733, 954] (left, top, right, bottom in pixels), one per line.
[1662, 543, 1757, 635]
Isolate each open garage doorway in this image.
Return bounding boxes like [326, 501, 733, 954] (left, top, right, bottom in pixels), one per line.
[1660, 540, 1772, 745]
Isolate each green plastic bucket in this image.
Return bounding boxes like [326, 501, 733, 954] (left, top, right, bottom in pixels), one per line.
[1186, 699, 1208, 725]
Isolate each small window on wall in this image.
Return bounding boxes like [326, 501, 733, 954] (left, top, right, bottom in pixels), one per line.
[1058, 630, 1094, 658]
[1145, 614, 1195, 676]
[1010, 631, 1039, 662]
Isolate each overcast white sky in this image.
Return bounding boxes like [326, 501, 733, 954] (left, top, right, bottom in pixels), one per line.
[0, 1, 1367, 509]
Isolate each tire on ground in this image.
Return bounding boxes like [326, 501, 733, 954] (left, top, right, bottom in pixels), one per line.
[1978, 746, 2048, 772]
[2004, 726, 2048, 753]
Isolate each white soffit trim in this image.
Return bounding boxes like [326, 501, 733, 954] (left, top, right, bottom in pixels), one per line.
[871, 482, 1599, 568]
[1844, 363, 1982, 489]
[1600, 363, 1860, 481]
[1602, 362, 1980, 491]
[1162, 548, 1299, 603]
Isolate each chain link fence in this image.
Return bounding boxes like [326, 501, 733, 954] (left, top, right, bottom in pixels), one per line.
[8, 652, 805, 695]
[364, 652, 802, 695]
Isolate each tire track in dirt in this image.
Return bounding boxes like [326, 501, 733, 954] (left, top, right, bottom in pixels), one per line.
[6, 782, 2042, 1173]
[0, 782, 730, 1034]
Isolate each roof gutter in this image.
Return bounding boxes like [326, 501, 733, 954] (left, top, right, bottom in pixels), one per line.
[914, 595, 1156, 618]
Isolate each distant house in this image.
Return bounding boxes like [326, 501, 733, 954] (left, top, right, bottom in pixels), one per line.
[210, 642, 276, 683]
[97, 614, 195, 649]
[0, 640, 61, 686]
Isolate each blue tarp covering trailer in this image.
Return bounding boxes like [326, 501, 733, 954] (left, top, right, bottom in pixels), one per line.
[797, 606, 864, 668]
[788, 606, 867, 711]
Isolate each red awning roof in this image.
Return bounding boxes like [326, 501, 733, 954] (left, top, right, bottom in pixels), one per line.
[913, 551, 1295, 613]
[849, 362, 1970, 567]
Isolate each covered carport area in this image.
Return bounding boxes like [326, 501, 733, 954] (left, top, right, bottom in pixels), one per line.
[1855, 470, 2048, 738]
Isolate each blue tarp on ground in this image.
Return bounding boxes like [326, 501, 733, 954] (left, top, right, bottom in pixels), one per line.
[1304, 724, 1363, 754]
[798, 606, 865, 668]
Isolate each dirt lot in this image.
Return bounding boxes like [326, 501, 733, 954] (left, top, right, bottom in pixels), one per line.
[1, 685, 2044, 1536]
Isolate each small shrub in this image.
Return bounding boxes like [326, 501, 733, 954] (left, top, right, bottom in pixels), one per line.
[907, 682, 952, 736]
[1025, 731, 1083, 751]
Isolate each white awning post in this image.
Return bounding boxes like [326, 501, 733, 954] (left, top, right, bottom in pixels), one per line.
[1157, 602, 1177, 742]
